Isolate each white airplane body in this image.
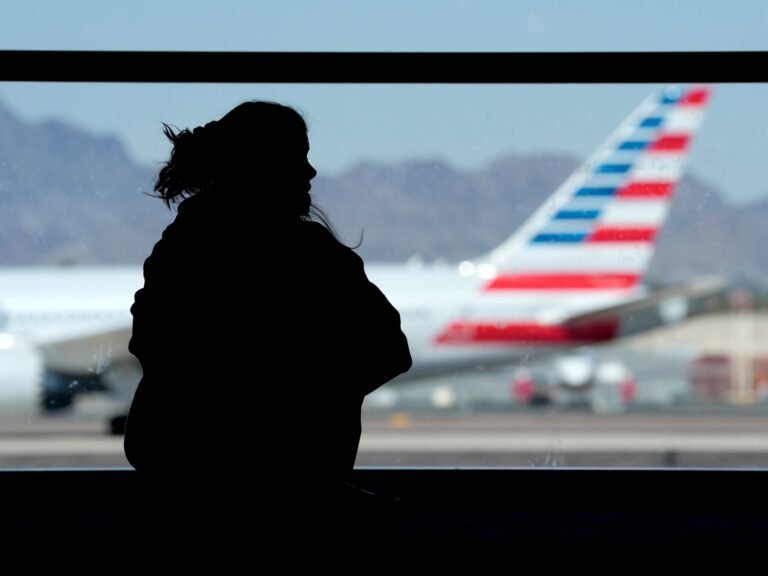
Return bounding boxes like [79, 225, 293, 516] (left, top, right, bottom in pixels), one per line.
[372, 262, 643, 377]
[0, 85, 717, 422]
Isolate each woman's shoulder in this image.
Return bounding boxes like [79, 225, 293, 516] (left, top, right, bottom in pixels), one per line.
[298, 220, 334, 237]
[297, 221, 345, 248]
[297, 221, 363, 265]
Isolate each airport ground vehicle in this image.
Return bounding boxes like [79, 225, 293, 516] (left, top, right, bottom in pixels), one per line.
[511, 349, 637, 412]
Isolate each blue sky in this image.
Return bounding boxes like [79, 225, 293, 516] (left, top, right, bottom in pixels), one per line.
[1, 2, 768, 204]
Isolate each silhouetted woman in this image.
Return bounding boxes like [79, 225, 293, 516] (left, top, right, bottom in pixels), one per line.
[123, 101, 411, 542]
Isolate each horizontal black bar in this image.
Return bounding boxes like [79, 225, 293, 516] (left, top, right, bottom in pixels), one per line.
[0, 50, 767, 83]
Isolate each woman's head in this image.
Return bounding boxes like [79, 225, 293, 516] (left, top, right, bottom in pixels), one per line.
[154, 101, 317, 218]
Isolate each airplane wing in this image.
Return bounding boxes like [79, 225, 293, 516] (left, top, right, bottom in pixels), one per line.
[563, 275, 729, 338]
[34, 324, 138, 417]
[38, 324, 133, 375]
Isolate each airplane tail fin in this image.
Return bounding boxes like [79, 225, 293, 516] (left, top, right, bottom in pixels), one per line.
[476, 85, 710, 294]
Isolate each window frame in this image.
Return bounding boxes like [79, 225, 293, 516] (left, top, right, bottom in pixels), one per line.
[2, 49, 767, 82]
[2, 49, 768, 547]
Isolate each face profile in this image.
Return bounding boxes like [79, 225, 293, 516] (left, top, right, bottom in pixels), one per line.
[153, 100, 318, 219]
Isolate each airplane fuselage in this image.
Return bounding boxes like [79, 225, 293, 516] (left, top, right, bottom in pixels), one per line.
[369, 262, 636, 379]
[0, 263, 632, 375]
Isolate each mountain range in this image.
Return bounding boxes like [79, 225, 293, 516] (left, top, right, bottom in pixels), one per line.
[0, 100, 765, 282]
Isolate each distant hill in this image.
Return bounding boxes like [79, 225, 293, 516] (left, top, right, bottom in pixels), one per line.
[0, 99, 765, 282]
[312, 156, 768, 283]
[0, 101, 171, 265]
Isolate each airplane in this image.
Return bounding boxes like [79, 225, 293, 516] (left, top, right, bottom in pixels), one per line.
[372, 85, 718, 374]
[0, 84, 721, 431]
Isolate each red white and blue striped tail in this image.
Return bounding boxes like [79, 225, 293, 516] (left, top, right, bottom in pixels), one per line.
[479, 85, 710, 294]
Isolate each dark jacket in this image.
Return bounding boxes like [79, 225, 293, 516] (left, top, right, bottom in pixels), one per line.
[124, 192, 411, 493]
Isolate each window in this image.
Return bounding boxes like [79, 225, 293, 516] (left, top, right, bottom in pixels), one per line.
[2, 3, 768, 473]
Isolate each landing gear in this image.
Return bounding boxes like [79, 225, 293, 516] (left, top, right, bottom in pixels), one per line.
[42, 371, 105, 411]
[109, 415, 127, 436]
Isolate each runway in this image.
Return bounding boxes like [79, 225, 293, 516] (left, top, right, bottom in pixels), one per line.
[2, 410, 768, 468]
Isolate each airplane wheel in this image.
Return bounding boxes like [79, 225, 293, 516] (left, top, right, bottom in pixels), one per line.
[529, 394, 551, 407]
[109, 415, 127, 436]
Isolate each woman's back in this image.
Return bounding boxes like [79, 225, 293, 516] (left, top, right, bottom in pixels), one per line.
[125, 192, 410, 483]
[122, 101, 411, 542]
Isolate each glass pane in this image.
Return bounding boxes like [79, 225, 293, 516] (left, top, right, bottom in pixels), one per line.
[0, 83, 767, 469]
